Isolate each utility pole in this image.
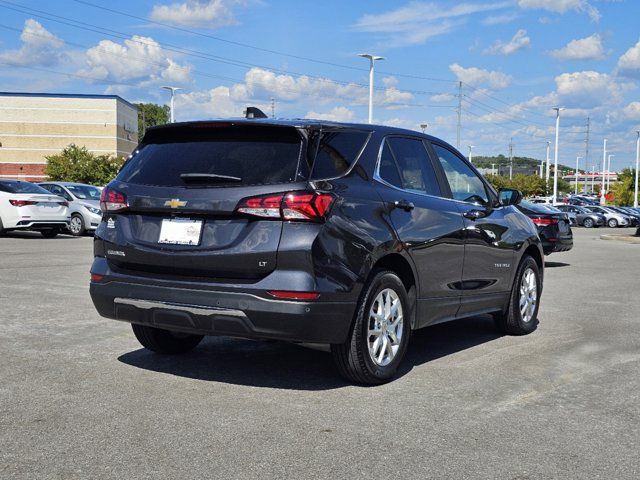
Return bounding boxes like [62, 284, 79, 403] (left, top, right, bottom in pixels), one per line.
[633, 131, 640, 208]
[456, 81, 462, 150]
[509, 138, 514, 180]
[270, 97, 275, 118]
[601, 139, 607, 205]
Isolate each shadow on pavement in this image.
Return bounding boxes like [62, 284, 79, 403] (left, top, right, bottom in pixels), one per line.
[0, 231, 81, 240]
[118, 315, 503, 390]
[544, 261, 570, 268]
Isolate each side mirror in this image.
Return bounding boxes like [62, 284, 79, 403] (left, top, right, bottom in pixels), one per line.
[498, 188, 522, 206]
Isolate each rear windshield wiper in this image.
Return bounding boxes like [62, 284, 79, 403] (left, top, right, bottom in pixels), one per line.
[180, 173, 242, 183]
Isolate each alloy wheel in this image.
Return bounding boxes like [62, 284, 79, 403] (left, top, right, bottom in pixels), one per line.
[70, 216, 83, 235]
[367, 288, 404, 366]
[519, 267, 537, 323]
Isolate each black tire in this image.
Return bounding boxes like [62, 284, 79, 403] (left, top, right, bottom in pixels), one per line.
[131, 323, 203, 354]
[68, 213, 86, 236]
[608, 218, 618, 228]
[331, 270, 411, 385]
[40, 228, 59, 238]
[0, 217, 5, 237]
[583, 218, 594, 228]
[494, 255, 541, 336]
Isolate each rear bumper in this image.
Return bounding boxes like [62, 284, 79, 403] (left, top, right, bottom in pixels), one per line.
[542, 236, 573, 254]
[89, 259, 357, 344]
[5, 219, 70, 230]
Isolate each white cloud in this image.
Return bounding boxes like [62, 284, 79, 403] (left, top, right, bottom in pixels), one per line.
[484, 29, 530, 55]
[481, 12, 519, 25]
[0, 19, 65, 67]
[305, 106, 355, 122]
[617, 39, 640, 78]
[150, 0, 245, 28]
[449, 63, 512, 89]
[79, 35, 191, 84]
[549, 34, 605, 61]
[431, 92, 455, 102]
[353, 1, 511, 47]
[620, 102, 640, 121]
[554, 71, 622, 107]
[517, 0, 600, 22]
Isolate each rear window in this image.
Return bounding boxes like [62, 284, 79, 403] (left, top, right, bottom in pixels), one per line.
[310, 130, 370, 179]
[117, 125, 303, 187]
[0, 181, 51, 194]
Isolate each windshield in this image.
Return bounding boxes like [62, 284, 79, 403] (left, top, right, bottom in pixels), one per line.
[66, 184, 101, 200]
[118, 125, 303, 188]
[0, 181, 51, 194]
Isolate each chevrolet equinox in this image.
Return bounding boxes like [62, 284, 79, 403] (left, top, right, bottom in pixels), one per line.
[90, 119, 543, 384]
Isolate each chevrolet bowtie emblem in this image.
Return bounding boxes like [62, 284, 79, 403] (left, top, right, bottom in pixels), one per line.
[164, 199, 187, 208]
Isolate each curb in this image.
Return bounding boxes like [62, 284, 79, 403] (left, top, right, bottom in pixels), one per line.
[600, 234, 640, 244]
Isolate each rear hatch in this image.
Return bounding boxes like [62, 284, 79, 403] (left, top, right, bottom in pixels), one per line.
[101, 123, 309, 280]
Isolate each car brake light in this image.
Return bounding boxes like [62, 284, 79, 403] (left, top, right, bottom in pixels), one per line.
[90, 273, 104, 282]
[9, 200, 37, 207]
[531, 217, 559, 226]
[236, 191, 334, 222]
[100, 187, 128, 212]
[267, 290, 320, 301]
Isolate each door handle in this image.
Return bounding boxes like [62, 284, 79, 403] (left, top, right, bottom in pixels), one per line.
[393, 199, 415, 212]
[463, 209, 486, 220]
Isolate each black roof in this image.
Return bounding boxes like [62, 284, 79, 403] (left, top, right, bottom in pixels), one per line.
[145, 118, 441, 143]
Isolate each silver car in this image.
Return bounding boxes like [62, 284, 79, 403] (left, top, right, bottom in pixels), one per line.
[583, 205, 630, 228]
[39, 182, 102, 236]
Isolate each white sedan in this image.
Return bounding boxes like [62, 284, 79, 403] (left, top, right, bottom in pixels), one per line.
[0, 180, 70, 238]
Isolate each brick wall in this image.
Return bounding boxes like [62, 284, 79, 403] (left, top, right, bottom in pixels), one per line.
[0, 163, 46, 182]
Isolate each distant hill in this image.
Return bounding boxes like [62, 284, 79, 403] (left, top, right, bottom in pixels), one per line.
[473, 155, 574, 173]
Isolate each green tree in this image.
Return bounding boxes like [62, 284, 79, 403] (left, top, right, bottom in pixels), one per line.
[136, 103, 170, 137]
[45, 144, 125, 185]
[612, 168, 637, 206]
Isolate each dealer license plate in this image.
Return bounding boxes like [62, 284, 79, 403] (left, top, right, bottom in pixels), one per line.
[158, 218, 203, 245]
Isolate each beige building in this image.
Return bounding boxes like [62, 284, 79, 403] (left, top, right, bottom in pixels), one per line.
[0, 92, 138, 181]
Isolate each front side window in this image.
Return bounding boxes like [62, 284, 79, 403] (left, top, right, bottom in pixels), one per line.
[378, 137, 441, 196]
[431, 144, 489, 205]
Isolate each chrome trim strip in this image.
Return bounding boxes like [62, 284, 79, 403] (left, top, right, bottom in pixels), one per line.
[114, 297, 248, 318]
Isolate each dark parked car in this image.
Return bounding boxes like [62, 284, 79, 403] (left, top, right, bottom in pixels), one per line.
[90, 118, 544, 384]
[516, 201, 573, 254]
[567, 195, 598, 206]
[554, 204, 605, 228]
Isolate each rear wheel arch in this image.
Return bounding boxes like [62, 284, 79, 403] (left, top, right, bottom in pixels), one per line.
[522, 243, 544, 285]
[368, 252, 418, 328]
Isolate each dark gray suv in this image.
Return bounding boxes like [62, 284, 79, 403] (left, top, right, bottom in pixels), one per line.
[90, 119, 543, 384]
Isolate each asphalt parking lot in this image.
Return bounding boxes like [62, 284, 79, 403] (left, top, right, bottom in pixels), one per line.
[1, 228, 639, 479]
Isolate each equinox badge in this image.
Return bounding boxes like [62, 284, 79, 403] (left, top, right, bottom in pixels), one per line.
[164, 198, 187, 208]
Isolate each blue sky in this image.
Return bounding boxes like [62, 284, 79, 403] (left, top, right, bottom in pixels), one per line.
[1, 0, 640, 170]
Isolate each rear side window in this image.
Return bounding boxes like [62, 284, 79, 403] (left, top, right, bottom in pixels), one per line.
[378, 137, 441, 196]
[0, 181, 50, 194]
[310, 130, 369, 179]
[117, 125, 303, 187]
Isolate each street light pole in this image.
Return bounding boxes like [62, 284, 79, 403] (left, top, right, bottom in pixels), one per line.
[358, 54, 384, 124]
[635, 131, 640, 208]
[552, 107, 563, 203]
[420, 123, 428, 133]
[607, 154, 615, 192]
[468, 145, 474, 164]
[575, 156, 582, 194]
[601, 139, 607, 205]
[161, 86, 182, 123]
[545, 140, 551, 192]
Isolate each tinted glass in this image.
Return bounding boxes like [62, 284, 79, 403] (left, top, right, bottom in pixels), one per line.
[432, 144, 488, 205]
[385, 137, 441, 195]
[0, 181, 51, 194]
[118, 126, 302, 187]
[311, 131, 369, 179]
[378, 142, 403, 188]
[66, 184, 101, 200]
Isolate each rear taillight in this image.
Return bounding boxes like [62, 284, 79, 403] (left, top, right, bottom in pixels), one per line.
[100, 187, 128, 213]
[9, 200, 36, 207]
[90, 273, 104, 283]
[531, 217, 559, 226]
[236, 191, 334, 222]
